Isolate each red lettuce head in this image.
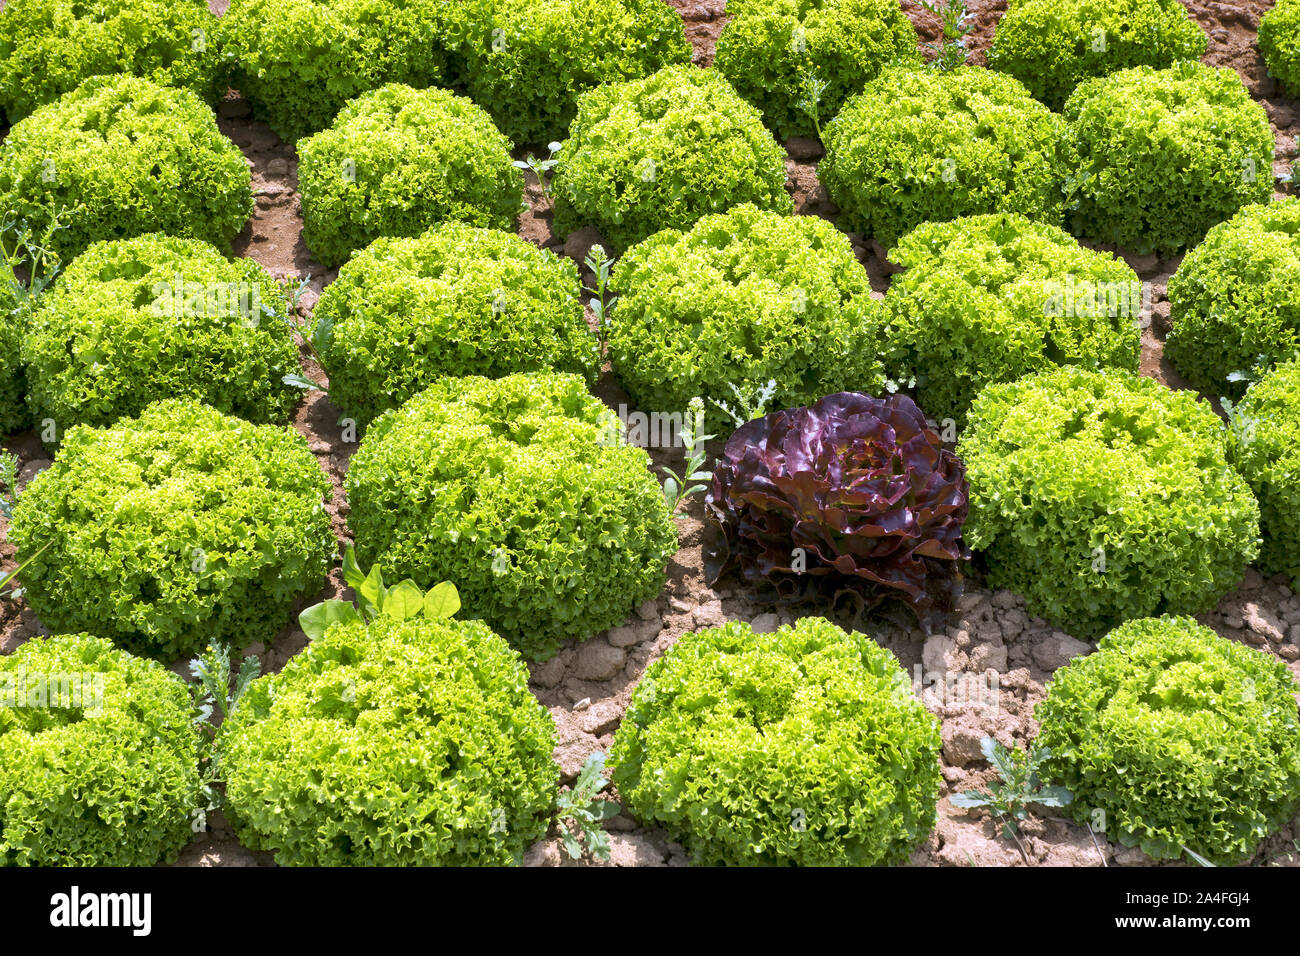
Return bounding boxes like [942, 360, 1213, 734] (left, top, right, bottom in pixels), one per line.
[704, 392, 970, 633]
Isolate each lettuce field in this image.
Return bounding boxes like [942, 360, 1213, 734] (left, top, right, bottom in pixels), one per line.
[1, 0, 1300, 873]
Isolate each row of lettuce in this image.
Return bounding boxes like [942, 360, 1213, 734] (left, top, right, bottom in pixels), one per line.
[6, 338, 1294, 662]
[0, 47, 1285, 262]
[7, 180, 1300, 462]
[4, 610, 1297, 867]
[7, 188, 1300, 613]
[7, 0, 1284, 141]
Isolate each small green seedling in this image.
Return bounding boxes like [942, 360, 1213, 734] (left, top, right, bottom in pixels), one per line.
[1220, 395, 1257, 446]
[299, 543, 461, 640]
[708, 378, 778, 429]
[0, 208, 70, 441]
[189, 642, 261, 735]
[1, 204, 71, 308]
[0, 454, 51, 601]
[660, 397, 714, 514]
[513, 142, 563, 200]
[918, 0, 973, 72]
[951, 737, 1073, 853]
[555, 752, 621, 862]
[583, 244, 617, 355]
[187, 642, 262, 829]
[0, 451, 18, 521]
[796, 71, 831, 140]
[277, 272, 330, 394]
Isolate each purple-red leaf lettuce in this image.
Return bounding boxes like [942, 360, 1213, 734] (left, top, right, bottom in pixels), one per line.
[704, 392, 970, 633]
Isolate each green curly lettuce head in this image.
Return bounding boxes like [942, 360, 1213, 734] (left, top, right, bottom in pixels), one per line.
[1165, 199, 1300, 400]
[1226, 359, 1300, 586]
[345, 373, 677, 660]
[610, 617, 942, 866]
[1261, 0, 1300, 96]
[219, 0, 461, 143]
[313, 224, 598, 426]
[21, 234, 300, 430]
[551, 65, 793, 252]
[8, 400, 335, 660]
[607, 203, 886, 434]
[221, 614, 558, 866]
[1036, 615, 1300, 864]
[297, 83, 523, 269]
[0, 0, 227, 123]
[988, 0, 1207, 111]
[0, 633, 201, 866]
[957, 366, 1259, 638]
[884, 213, 1142, 426]
[0, 74, 253, 265]
[820, 65, 1065, 249]
[714, 0, 921, 140]
[0, 270, 27, 434]
[1061, 61, 1272, 255]
[458, 0, 691, 145]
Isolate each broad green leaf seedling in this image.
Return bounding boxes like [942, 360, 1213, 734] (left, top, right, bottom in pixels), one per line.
[299, 543, 461, 640]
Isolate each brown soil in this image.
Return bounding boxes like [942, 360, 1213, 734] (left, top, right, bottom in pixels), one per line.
[3, 0, 1300, 869]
